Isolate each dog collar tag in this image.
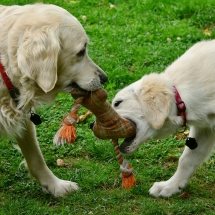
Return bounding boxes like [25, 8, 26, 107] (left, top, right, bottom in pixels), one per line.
[186, 137, 198, 150]
[30, 112, 42, 125]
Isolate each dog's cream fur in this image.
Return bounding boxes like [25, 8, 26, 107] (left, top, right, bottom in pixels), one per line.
[0, 4, 107, 196]
[112, 40, 215, 197]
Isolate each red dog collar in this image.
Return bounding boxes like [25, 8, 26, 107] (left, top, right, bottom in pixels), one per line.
[0, 61, 20, 103]
[0, 60, 42, 124]
[173, 86, 186, 126]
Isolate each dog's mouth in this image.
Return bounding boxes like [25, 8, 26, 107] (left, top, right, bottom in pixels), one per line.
[69, 82, 89, 99]
[69, 82, 88, 92]
[119, 134, 136, 154]
[69, 72, 108, 92]
[118, 119, 136, 154]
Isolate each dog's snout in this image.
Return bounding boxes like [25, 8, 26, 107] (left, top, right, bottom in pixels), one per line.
[99, 72, 108, 84]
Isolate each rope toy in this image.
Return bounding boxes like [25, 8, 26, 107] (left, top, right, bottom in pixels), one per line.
[53, 98, 83, 145]
[54, 87, 136, 189]
[113, 139, 136, 188]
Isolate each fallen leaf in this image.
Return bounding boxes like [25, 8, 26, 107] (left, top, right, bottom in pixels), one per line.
[77, 110, 92, 123]
[57, 159, 68, 167]
[175, 133, 184, 140]
[110, 4, 115, 9]
[178, 192, 190, 198]
[70, 0, 78, 4]
[163, 162, 172, 169]
[184, 130, 190, 135]
[81, 15, 87, 22]
[203, 29, 212, 36]
[175, 129, 190, 140]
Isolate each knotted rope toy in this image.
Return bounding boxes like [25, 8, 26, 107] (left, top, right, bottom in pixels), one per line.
[53, 98, 83, 145]
[54, 87, 136, 189]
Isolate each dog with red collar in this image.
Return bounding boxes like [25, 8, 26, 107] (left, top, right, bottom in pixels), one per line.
[112, 40, 215, 197]
[0, 3, 107, 196]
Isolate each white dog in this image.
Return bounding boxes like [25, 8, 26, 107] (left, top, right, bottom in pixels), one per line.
[0, 4, 107, 196]
[112, 40, 215, 197]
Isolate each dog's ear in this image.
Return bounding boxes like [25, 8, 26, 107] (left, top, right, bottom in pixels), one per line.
[17, 26, 60, 93]
[135, 82, 172, 130]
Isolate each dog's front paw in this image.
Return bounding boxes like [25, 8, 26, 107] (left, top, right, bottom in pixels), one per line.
[149, 181, 184, 197]
[42, 179, 79, 197]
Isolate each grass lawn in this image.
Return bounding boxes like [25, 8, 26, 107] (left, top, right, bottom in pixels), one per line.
[1, 0, 215, 214]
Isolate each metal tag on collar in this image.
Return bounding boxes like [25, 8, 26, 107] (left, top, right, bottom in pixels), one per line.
[186, 137, 198, 150]
[30, 108, 42, 125]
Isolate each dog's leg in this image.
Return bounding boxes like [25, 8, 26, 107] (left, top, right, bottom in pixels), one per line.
[15, 119, 78, 196]
[149, 126, 215, 197]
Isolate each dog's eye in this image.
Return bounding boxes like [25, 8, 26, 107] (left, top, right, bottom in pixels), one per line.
[77, 48, 86, 57]
[114, 100, 122, 107]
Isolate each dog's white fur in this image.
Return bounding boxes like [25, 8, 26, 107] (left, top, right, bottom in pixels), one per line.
[112, 40, 215, 197]
[0, 4, 107, 196]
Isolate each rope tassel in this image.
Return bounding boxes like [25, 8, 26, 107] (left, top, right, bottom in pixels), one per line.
[113, 139, 136, 189]
[53, 98, 83, 146]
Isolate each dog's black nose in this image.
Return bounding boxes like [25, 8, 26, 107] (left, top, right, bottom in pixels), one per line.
[99, 73, 108, 84]
[90, 121, 95, 130]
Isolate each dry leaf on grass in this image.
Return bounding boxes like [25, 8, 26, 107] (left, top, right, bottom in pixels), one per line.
[175, 130, 190, 140]
[77, 110, 92, 123]
[110, 4, 115, 9]
[178, 192, 190, 198]
[56, 159, 68, 167]
[203, 29, 212, 36]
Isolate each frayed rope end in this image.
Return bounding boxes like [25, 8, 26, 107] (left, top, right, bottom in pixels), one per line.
[53, 124, 77, 146]
[53, 98, 83, 146]
[120, 164, 136, 189]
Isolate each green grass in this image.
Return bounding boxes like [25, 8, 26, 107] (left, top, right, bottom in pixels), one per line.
[1, 0, 215, 214]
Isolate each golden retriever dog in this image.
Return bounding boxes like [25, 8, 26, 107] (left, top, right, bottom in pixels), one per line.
[0, 3, 107, 196]
[112, 40, 215, 197]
